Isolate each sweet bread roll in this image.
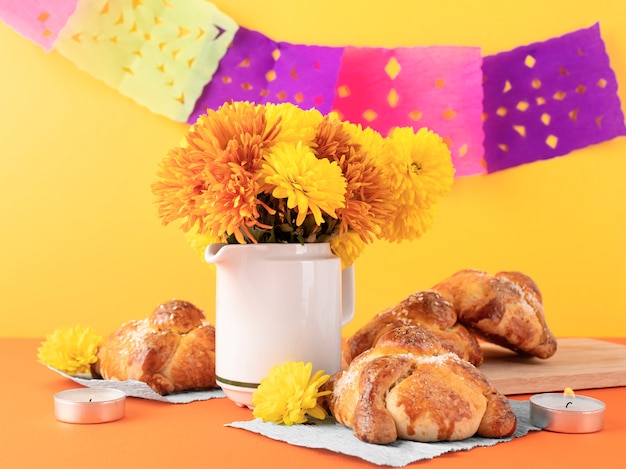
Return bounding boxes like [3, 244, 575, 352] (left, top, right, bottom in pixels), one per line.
[324, 325, 516, 444]
[343, 290, 483, 367]
[432, 269, 557, 359]
[92, 299, 217, 395]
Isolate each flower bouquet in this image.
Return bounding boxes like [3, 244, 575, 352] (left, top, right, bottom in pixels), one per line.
[152, 101, 455, 267]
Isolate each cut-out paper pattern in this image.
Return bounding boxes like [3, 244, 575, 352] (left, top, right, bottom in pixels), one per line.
[189, 27, 277, 123]
[482, 23, 626, 172]
[265, 41, 344, 116]
[54, 0, 238, 122]
[192, 36, 485, 177]
[0, 0, 624, 175]
[191, 29, 345, 121]
[333, 46, 486, 177]
[0, 0, 79, 51]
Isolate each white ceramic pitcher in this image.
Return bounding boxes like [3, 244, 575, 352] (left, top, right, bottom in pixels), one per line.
[205, 242, 355, 408]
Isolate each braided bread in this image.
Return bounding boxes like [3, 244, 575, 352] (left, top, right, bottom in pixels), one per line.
[432, 269, 557, 358]
[343, 290, 483, 368]
[92, 299, 217, 395]
[324, 325, 516, 444]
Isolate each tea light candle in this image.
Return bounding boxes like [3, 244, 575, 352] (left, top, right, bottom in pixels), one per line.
[529, 390, 605, 433]
[54, 388, 126, 424]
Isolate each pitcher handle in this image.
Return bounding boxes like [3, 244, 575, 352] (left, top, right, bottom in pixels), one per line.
[341, 265, 355, 326]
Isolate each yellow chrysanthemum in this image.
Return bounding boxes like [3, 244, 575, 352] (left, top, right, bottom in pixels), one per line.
[252, 362, 331, 425]
[330, 231, 367, 268]
[261, 142, 347, 226]
[37, 325, 103, 375]
[380, 127, 455, 242]
[264, 102, 322, 147]
[184, 222, 224, 261]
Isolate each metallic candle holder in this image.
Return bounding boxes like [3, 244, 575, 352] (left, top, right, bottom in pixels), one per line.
[54, 388, 126, 424]
[529, 392, 605, 433]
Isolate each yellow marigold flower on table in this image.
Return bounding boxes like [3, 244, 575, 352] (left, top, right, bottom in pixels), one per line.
[37, 325, 103, 375]
[252, 362, 331, 425]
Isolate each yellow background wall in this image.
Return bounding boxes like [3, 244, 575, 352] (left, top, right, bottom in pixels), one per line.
[1, 0, 625, 338]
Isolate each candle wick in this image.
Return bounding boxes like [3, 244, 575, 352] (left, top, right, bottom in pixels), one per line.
[89, 398, 93, 402]
[566, 401, 572, 408]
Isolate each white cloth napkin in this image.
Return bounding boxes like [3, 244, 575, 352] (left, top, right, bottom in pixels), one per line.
[47, 366, 225, 403]
[226, 400, 538, 467]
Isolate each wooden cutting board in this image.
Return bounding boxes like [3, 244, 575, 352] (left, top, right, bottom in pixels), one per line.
[478, 338, 626, 395]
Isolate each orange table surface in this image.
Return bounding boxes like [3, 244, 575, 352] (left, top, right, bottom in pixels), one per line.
[1, 338, 624, 469]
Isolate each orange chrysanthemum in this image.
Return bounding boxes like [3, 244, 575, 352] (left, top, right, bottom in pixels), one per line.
[153, 102, 280, 243]
[313, 115, 394, 243]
